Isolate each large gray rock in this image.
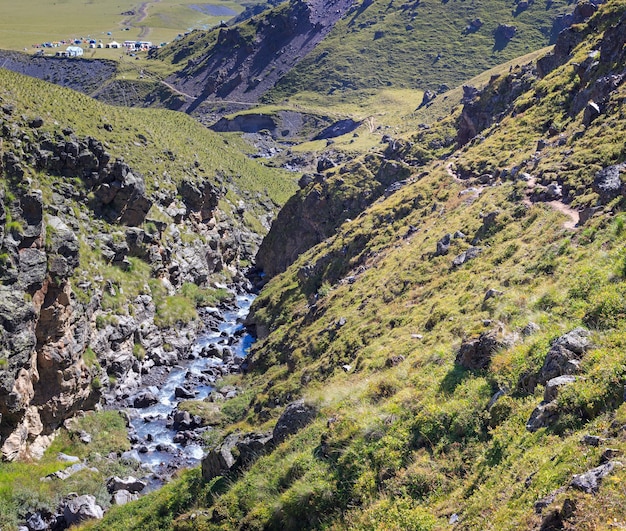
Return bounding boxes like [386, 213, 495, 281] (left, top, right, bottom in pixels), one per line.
[273, 400, 317, 445]
[452, 247, 482, 267]
[112, 489, 139, 505]
[179, 179, 219, 221]
[132, 391, 158, 408]
[18, 248, 47, 291]
[526, 375, 578, 432]
[540, 328, 591, 384]
[201, 431, 274, 482]
[593, 165, 623, 203]
[62, 494, 104, 525]
[236, 432, 274, 465]
[25, 511, 47, 530]
[526, 401, 560, 432]
[435, 233, 452, 256]
[544, 375, 577, 402]
[201, 433, 240, 481]
[570, 461, 622, 493]
[46, 216, 79, 279]
[20, 190, 44, 239]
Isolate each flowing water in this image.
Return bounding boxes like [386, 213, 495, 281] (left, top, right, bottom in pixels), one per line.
[124, 294, 255, 478]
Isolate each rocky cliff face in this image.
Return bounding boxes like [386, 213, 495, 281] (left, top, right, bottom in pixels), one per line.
[0, 99, 262, 460]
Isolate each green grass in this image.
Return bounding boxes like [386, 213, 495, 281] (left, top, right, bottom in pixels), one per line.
[0, 0, 248, 52]
[0, 411, 134, 530]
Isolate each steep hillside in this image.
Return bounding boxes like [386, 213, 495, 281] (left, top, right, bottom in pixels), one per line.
[0, 67, 295, 528]
[88, 0, 626, 529]
[267, 0, 575, 100]
[154, 0, 354, 118]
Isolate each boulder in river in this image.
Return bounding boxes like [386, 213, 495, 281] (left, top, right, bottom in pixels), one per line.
[132, 391, 159, 408]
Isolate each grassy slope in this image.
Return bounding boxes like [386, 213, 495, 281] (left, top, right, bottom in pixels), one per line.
[87, 0, 626, 529]
[268, 0, 570, 100]
[0, 68, 296, 208]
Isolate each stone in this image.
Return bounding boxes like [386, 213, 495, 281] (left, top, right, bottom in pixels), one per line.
[545, 182, 562, 200]
[494, 24, 517, 42]
[174, 386, 196, 399]
[57, 453, 80, 462]
[526, 401, 560, 432]
[18, 249, 47, 291]
[580, 434, 605, 447]
[62, 494, 104, 525]
[435, 233, 452, 256]
[543, 375, 577, 402]
[132, 391, 159, 408]
[570, 461, 622, 493]
[484, 288, 503, 301]
[593, 165, 623, 203]
[601, 448, 623, 463]
[273, 400, 317, 445]
[47, 462, 87, 480]
[317, 156, 336, 172]
[451, 247, 482, 267]
[112, 489, 138, 505]
[236, 432, 274, 465]
[521, 322, 540, 336]
[583, 101, 601, 126]
[456, 330, 508, 370]
[419, 90, 437, 108]
[534, 487, 566, 514]
[385, 355, 405, 367]
[46, 215, 79, 278]
[25, 512, 47, 531]
[20, 190, 44, 239]
[106, 475, 147, 494]
[201, 433, 240, 480]
[539, 328, 591, 383]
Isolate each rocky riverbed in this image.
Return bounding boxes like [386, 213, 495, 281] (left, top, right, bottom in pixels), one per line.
[119, 293, 255, 488]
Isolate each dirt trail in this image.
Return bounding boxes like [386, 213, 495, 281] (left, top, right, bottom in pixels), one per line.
[446, 162, 579, 229]
[121, 0, 161, 39]
[156, 78, 258, 106]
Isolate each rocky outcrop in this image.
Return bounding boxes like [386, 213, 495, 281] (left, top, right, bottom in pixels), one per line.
[524, 328, 592, 431]
[201, 431, 274, 481]
[63, 494, 104, 526]
[457, 64, 538, 146]
[256, 156, 411, 278]
[201, 400, 316, 481]
[570, 461, 622, 493]
[539, 328, 591, 384]
[273, 399, 317, 445]
[0, 95, 260, 462]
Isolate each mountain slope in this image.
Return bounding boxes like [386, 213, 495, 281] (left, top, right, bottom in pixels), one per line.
[0, 67, 296, 526]
[88, 0, 626, 528]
